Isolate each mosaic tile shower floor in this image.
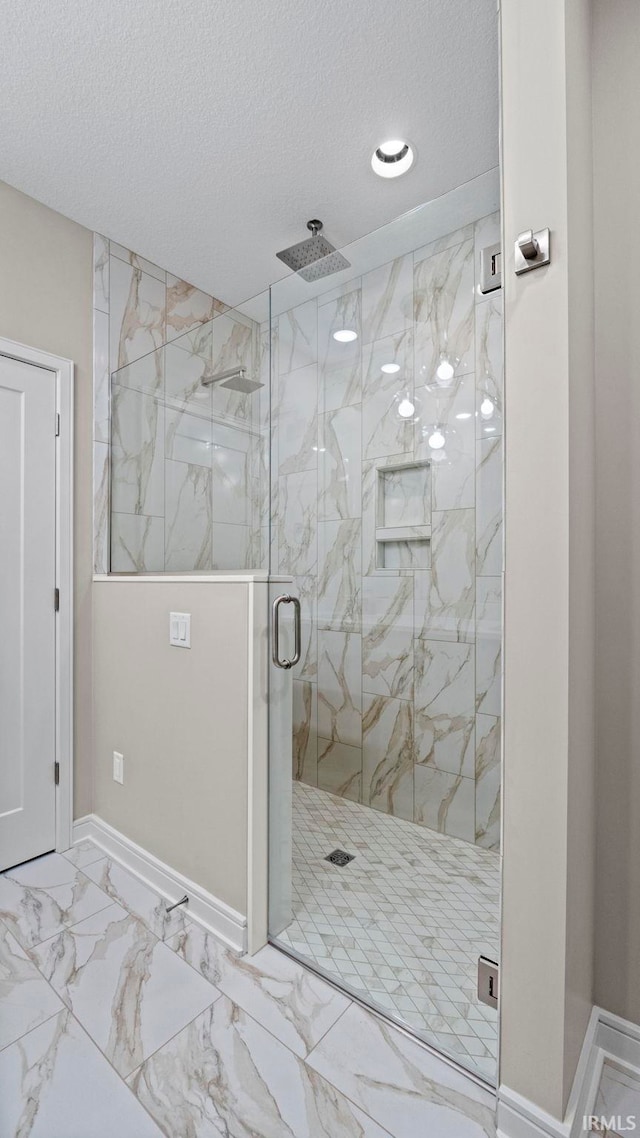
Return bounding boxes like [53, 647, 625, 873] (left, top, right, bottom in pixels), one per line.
[275, 781, 500, 1084]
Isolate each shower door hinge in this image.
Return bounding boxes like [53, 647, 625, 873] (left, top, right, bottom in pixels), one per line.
[54, 588, 60, 611]
[478, 956, 499, 1009]
[54, 761, 60, 786]
[55, 413, 60, 436]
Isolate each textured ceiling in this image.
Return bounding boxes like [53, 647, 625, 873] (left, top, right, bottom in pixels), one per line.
[0, 0, 498, 303]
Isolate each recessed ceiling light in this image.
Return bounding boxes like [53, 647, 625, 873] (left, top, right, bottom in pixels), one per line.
[381, 362, 400, 374]
[333, 329, 358, 343]
[371, 139, 415, 179]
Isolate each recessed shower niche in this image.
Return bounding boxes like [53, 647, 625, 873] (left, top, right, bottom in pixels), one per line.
[375, 459, 431, 570]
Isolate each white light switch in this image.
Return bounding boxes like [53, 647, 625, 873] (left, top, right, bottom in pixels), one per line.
[169, 611, 191, 648]
[113, 751, 124, 784]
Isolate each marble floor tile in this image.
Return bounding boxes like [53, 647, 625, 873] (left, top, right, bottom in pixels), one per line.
[60, 840, 106, 870]
[34, 901, 220, 1077]
[0, 853, 111, 949]
[82, 857, 187, 940]
[276, 783, 499, 1083]
[0, 1008, 163, 1138]
[167, 923, 350, 1058]
[307, 1002, 496, 1138]
[129, 995, 390, 1138]
[0, 921, 63, 1049]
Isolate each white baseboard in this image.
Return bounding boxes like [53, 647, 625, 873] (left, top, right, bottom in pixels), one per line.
[497, 1087, 569, 1138]
[72, 814, 246, 953]
[498, 1007, 640, 1138]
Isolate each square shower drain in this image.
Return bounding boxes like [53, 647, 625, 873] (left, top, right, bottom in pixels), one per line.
[325, 849, 355, 867]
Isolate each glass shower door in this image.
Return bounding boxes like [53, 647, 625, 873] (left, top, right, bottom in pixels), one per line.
[266, 174, 504, 1087]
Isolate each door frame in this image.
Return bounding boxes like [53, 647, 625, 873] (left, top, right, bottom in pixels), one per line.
[0, 336, 74, 855]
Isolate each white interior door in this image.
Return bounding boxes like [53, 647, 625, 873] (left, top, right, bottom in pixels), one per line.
[0, 354, 57, 871]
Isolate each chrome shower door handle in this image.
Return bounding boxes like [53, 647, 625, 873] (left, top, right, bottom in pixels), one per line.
[272, 594, 301, 669]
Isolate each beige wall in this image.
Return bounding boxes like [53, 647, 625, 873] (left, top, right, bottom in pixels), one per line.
[92, 580, 251, 913]
[592, 0, 640, 1026]
[0, 179, 264, 922]
[500, 0, 595, 1119]
[0, 181, 93, 818]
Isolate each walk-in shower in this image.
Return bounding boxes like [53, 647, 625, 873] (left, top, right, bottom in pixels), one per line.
[106, 171, 503, 1089]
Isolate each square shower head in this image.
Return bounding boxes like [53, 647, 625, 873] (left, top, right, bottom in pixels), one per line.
[276, 229, 351, 283]
[219, 374, 264, 394]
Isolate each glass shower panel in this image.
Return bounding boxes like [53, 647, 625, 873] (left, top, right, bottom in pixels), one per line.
[109, 290, 271, 573]
[267, 170, 503, 1085]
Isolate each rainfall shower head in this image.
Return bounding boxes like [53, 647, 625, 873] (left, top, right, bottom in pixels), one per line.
[276, 220, 350, 282]
[201, 366, 263, 394]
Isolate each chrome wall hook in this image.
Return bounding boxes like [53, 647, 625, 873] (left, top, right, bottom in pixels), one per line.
[515, 227, 551, 274]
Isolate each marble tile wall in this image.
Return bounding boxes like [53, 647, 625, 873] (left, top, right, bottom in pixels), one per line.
[278, 212, 503, 850]
[92, 235, 266, 573]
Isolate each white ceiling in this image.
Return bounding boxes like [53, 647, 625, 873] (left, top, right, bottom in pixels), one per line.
[0, 0, 498, 304]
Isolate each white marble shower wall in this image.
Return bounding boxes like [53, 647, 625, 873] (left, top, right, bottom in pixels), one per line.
[93, 235, 267, 573]
[274, 212, 503, 851]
